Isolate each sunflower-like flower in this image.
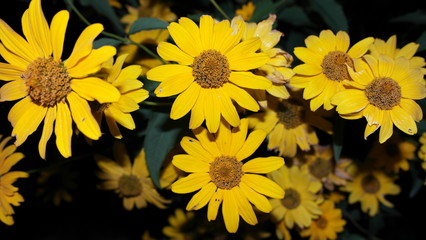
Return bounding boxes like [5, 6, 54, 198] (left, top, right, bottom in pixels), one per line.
[290, 29, 374, 111]
[147, 15, 271, 133]
[171, 118, 284, 233]
[92, 54, 149, 139]
[341, 168, 400, 216]
[299, 200, 346, 240]
[239, 14, 294, 101]
[269, 165, 322, 229]
[162, 208, 196, 240]
[248, 94, 332, 157]
[235, 1, 256, 21]
[368, 35, 426, 74]
[0, 135, 28, 226]
[331, 54, 426, 143]
[95, 142, 170, 210]
[0, 0, 120, 159]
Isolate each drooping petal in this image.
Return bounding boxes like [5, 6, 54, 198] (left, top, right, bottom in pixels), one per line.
[11, 101, 46, 146]
[222, 189, 240, 233]
[207, 188, 224, 221]
[390, 106, 417, 135]
[38, 106, 56, 159]
[54, 101, 73, 158]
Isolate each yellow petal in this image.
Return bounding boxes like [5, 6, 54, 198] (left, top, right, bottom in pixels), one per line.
[0, 79, 28, 101]
[0, 19, 36, 62]
[199, 15, 214, 50]
[0, 44, 30, 69]
[390, 106, 417, 135]
[11, 101, 46, 146]
[172, 154, 210, 172]
[222, 83, 259, 112]
[293, 46, 323, 65]
[207, 188, 224, 221]
[186, 182, 215, 210]
[171, 172, 211, 193]
[229, 118, 248, 156]
[193, 127, 222, 157]
[105, 105, 135, 130]
[38, 106, 56, 159]
[239, 181, 272, 213]
[293, 63, 322, 76]
[170, 82, 200, 120]
[167, 21, 200, 57]
[154, 70, 194, 97]
[67, 46, 117, 78]
[379, 112, 393, 143]
[0, 63, 24, 81]
[203, 89, 221, 133]
[222, 189, 240, 233]
[232, 187, 257, 226]
[217, 89, 240, 127]
[347, 37, 374, 58]
[71, 77, 120, 103]
[54, 101, 73, 158]
[147, 64, 192, 82]
[157, 42, 194, 65]
[241, 174, 284, 199]
[26, 0, 52, 58]
[179, 136, 214, 163]
[242, 157, 284, 173]
[229, 71, 271, 89]
[50, 10, 69, 60]
[235, 129, 266, 161]
[319, 30, 336, 53]
[335, 31, 350, 52]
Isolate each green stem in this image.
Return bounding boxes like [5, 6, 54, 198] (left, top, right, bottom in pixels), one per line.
[210, 0, 231, 20]
[64, 0, 165, 63]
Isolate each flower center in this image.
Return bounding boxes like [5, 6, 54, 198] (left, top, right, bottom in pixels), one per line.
[192, 49, 231, 88]
[361, 174, 380, 194]
[321, 51, 354, 81]
[365, 77, 401, 110]
[281, 188, 301, 209]
[209, 156, 243, 190]
[276, 100, 304, 129]
[309, 158, 333, 179]
[22, 57, 72, 107]
[117, 174, 142, 197]
[316, 216, 328, 229]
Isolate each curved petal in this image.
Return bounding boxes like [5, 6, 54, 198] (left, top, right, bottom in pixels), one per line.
[11, 101, 46, 146]
[167, 21, 201, 57]
[50, 10, 69, 60]
[235, 129, 266, 161]
[390, 106, 417, 135]
[154, 70, 194, 97]
[186, 182, 215, 210]
[222, 83, 260, 112]
[180, 136, 214, 163]
[171, 172, 211, 193]
[54, 101, 73, 158]
[240, 181, 272, 213]
[157, 42, 194, 65]
[170, 81, 200, 120]
[347, 37, 374, 58]
[232, 187, 257, 225]
[38, 106, 56, 159]
[71, 77, 120, 103]
[67, 46, 117, 78]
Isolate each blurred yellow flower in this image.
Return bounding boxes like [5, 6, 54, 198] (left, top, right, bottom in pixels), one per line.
[147, 15, 271, 133]
[162, 208, 196, 240]
[95, 142, 170, 210]
[235, 1, 256, 21]
[0, 135, 28, 226]
[0, 0, 120, 159]
[418, 133, 426, 170]
[171, 119, 284, 233]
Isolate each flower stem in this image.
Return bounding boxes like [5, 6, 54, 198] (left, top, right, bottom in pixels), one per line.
[210, 0, 231, 20]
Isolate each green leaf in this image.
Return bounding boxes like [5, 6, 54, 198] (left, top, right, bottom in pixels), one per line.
[128, 18, 169, 35]
[278, 6, 312, 27]
[308, 0, 348, 32]
[250, 0, 286, 22]
[143, 109, 187, 187]
[390, 10, 426, 25]
[77, 0, 124, 35]
[416, 31, 426, 52]
[93, 37, 122, 49]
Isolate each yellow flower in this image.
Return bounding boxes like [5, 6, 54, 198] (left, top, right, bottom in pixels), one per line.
[147, 15, 271, 133]
[0, 135, 29, 226]
[418, 133, 426, 170]
[299, 200, 346, 240]
[342, 168, 400, 216]
[109, 0, 122, 8]
[162, 208, 196, 240]
[269, 165, 322, 229]
[119, 0, 177, 75]
[0, 0, 120, 159]
[331, 54, 426, 143]
[95, 142, 170, 210]
[92, 54, 149, 139]
[171, 119, 284, 233]
[235, 1, 256, 21]
[248, 94, 332, 157]
[291, 29, 374, 111]
[369, 35, 426, 75]
[240, 14, 295, 100]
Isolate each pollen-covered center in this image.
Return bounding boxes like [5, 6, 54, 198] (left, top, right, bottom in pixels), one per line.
[192, 49, 231, 88]
[316, 216, 328, 229]
[282, 188, 301, 209]
[361, 174, 380, 194]
[321, 51, 354, 81]
[22, 57, 72, 107]
[365, 77, 401, 110]
[309, 158, 333, 179]
[276, 100, 304, 129]
[117, 174, 142, 197]
[209, 156, 243, 190]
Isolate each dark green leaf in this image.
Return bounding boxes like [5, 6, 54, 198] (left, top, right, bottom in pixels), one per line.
[143, 110, 187, 187]
[278, 6, 312, 27]
[77, 0, 124, 35]
[128, 18, 169, 35]
[416, 31, 426, 52]
[308, 0, 348, 32]
[390, 10, 426, 25]
[250, 0, 286, 22]
[93, 37, 122, 49]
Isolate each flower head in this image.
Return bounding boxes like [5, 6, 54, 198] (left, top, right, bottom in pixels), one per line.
[0, 0, 120, 159]
[147, 15, 271, 133]
[171, 118, 284, 233]
[291, 29, 374, 111]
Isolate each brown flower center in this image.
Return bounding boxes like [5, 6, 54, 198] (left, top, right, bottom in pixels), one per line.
[22, 57, 72, 107]
[192, 49, 231, 88]
[316, 216, 328, 229]
[321, 51, 354, 81]
[117, 174, 142, 197]
[361, 174, 380, 194]
[309, 158, 333, 179]
[365, 77, 401, 110]
[209, 156, 243, 189]
[276, 100, 304, 129]
[281, 188, 301, 209]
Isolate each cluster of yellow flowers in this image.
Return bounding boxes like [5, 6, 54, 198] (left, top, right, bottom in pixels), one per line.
[0, 0, 425, 239]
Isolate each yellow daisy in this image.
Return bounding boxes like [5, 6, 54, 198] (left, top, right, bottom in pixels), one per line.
[269, 165, 323, 229]
[331, 54, 426, 143]
[342, 168, 400, 216]
[418, 133, 426, 170]
[367, 132, 416, 173]
[290, 29, 374, 111]
[95, 142, 170, 210]
[171, 118, 284, 233]
[240, 14, 295, 100]
[162, 208, 196, 240]
[299, 200, 346, 240]
[147, 15, 271, 133]
[0, 0, 120, 159]
[248, 94, 332, 157]
[92, 54, 149, 139]
[0, 135, 29, 226]
[235, 1, 256, 21]
[368, 35, 426, 74]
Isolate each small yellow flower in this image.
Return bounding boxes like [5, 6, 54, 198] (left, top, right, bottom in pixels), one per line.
[95, 142, 170, 210]
[418, 133, 426, 170]
[0, 135, 29, 226]
[235, 1, 256, 21]
[162, 208, 196, 240]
